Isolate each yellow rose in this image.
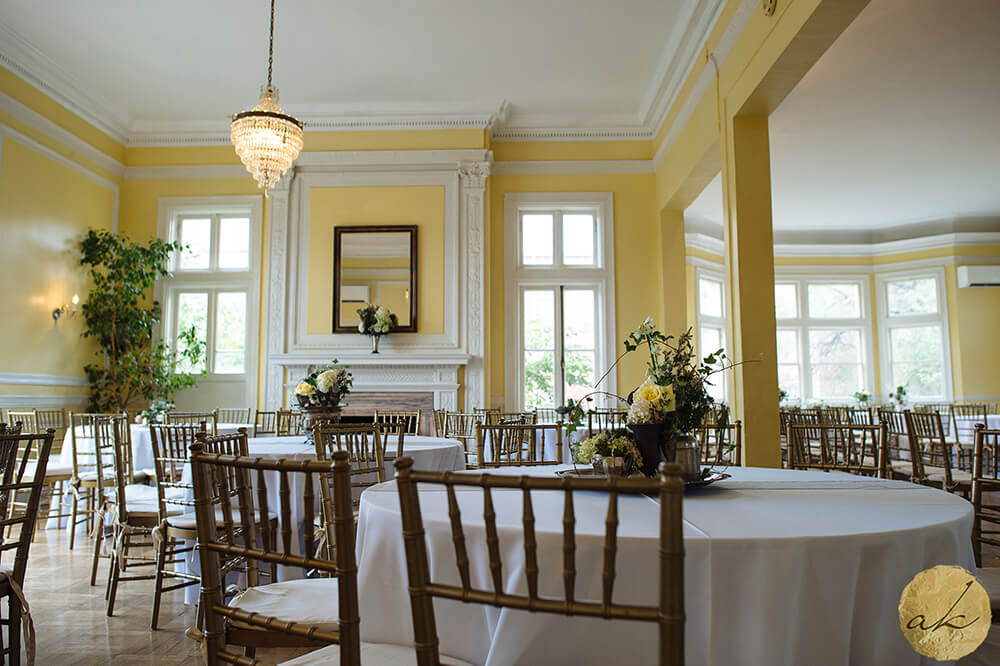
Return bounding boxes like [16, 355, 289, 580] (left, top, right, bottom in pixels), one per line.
[294, 381, 315, 396]
[635, 378, 664, 404]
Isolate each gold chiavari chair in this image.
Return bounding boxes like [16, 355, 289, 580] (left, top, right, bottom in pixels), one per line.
[147, 422, 208, 628]
[68, 411, 119, 552]
[904, 410, 970, 496]
[253, 409, 277, 437]
[696, 420, 743, 467]
[785, 410, 826, 468]
[878, 409, 914, 481]
[5, 409, 73, 539]
[586, 408, 627, 437]
[443, 411, 486, 468]
[950, 403, 988, 470]
[187, 445, 361, 664]
[0, 429, 54, 666]
[824, 406, 874, 425]
[788, 423, 888, 477]
[914, 402, 950, 414]
[489, 411, 537, 426]
[276, 408, 304, 436]
[970, 425, 1000, 618]
[314, 424, 386, 516]
[0, 423, 23, 436]
[475, 422, 563, 467]
[392, 457, 685, 666]
[373, 409, 421, 436]
[377, 422, 406, 464]
[166, 409, 219, 435]
[217, 407, 252, 424]
[533, 407, 559, 424]
[473, 407, 500, 418]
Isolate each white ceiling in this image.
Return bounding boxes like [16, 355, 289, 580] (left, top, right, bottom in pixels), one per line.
[0, 0, 724, 143]
[685, 0, 1000, 234]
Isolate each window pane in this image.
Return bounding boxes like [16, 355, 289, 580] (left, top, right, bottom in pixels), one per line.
[218, 218, 250, 269]
[774, 284, 798, 319]
[176, 292, 208, 373]
[214, 292, 247, 374]
[563, 290, 595, 349]
[892, 363, 944, 398]
[890, 325, 943, 366]
[809, 329, 862, 364]
[700, 326, 722, 357]
[807, 284, 861, 319]
[564, 351, 595, 404]
[811, 364, 863, 398]
[179, 218, 211, 269]
[523, 290, 554, 349]
[521, 214, 553, 265]
[524, 350, 555, 409]
[778, 364, 801, 400]
[698, 278, 723, 318]
[562, 214, 595, 265]
[887, 278, 938, 317]
[776, 329, 799, 363]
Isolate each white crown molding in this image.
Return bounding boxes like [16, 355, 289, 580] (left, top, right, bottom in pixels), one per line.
[685, 232, 725, 255]
[653, 0, 758, 167]
[0, 22, 128, 143]
[492, 160, 654, 175]
[0, 90, 125, 177]
[0, 372, 88, 387]
[686, 231, 1000, 259]
[0, 394, 89, 409]
[639, 0, 726, 129]
[490, 126, 653, 142]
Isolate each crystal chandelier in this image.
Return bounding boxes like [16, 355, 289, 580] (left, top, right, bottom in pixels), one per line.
[230, 0, 303, 192]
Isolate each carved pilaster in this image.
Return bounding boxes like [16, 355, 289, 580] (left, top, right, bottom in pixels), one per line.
[264, 173, 295, 408]
[458, 160, 491, 410]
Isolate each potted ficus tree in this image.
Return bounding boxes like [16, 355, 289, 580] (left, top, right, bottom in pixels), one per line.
[79, 229, 205, 413]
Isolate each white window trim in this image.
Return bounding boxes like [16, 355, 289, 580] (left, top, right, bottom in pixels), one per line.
[694, 266, 731, 405]
[875, 267, 953, 401]
[772, 273, 876, 404]
[156, 196, 263, 408]
[503, 192, 616, 411]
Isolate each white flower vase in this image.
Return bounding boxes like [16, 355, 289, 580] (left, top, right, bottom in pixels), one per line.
[371, 334, 381, 354]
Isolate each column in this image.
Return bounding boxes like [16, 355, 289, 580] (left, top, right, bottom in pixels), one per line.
[263, 173, 294, 409]
[458, 160, 491, 411]
[722, 115, 781, 467]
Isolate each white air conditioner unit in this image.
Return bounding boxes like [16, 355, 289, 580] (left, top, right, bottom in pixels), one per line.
[957, 265, 1000, 288]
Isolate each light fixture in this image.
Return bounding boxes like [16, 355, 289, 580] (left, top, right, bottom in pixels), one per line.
[230, 0, 304, 192]
[53, 294, 80, 324]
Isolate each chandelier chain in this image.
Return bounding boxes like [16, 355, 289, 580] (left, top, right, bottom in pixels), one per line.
[267, 0, 275, 87]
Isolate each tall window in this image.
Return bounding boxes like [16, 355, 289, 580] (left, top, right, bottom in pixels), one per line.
[162, 212, 254, 377]
[505, 194, 615, 411]
[774, 276, 873, 403]
[695, 269, 727, 403]
[876, 270, 950, 400]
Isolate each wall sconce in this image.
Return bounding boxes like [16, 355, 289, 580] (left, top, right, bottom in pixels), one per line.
[53, 294, 80, 324]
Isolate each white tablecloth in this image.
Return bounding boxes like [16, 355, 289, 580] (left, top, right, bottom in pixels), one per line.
[355, 466, 974, 666]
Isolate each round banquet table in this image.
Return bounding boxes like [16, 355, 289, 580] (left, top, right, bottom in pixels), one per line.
[354, 466, 974, 666]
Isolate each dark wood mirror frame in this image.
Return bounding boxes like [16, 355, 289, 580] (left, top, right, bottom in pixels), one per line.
[333, 225, 418, 333]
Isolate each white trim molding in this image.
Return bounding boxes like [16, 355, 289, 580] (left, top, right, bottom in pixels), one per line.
[492, 160, 654, 175]
[687, 231, 1000, 260]
[263, 149, 493, 411]
[0, 372, 88, 387]
[0, 395, 89, 409]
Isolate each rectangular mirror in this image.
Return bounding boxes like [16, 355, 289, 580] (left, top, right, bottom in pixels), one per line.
[333, 225, 418, 333]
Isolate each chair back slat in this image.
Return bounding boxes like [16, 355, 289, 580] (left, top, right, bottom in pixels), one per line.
[374, 409, 421, 435]
[394, 457, 685, 666]
[905, 410, 958, 489]
[166, 410, 219, 435]
[5, 411, 38, 435]
[587, 409, 627, 436]
[149, 422, 210, 519]
[445, 484, 472, 591]
[276, 409, 303, 436]
[432, 409, 447, 437]
[253, 410, 277, 437]
[534, 407, 559, 425]
[217, 407, 252, 424]
[0, 430, 54, 583]
[950, 403, 988, 445]
[189, 444, 360, 665]
[476, 423, 563, 467]
[695, 420, 742, 466]
[788, 423, 888, 477]
[280, 469, 292, 553]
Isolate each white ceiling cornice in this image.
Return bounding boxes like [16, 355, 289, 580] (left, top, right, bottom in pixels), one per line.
[0, 1, 732, 148]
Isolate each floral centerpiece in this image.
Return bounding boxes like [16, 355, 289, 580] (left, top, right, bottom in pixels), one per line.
[852, 390, 872, 406]
[357, 303, 399, 353]
[890, 385, 907, 408]
[294, 361, 352, 438]
[568, 318, 740, 478]
[572, 430, 643, 477]
[135, 399, 173, 425]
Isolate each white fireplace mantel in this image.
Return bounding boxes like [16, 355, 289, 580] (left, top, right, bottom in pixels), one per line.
[262, 149, 491, 410]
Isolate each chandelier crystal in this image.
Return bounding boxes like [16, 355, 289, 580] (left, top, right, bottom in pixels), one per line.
[230, 0, 303, 192]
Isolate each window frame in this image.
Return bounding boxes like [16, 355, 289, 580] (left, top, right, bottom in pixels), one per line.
[875, 267, 952, 401]
[156, 197, 263, 407]
[773, 273, 876, 404]
[504, 193, 616, 411]
[694, 266, 730, 405]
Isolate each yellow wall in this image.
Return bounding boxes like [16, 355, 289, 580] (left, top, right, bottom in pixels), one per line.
[306, 186, 445, 335]
[0, 135, 115, 401]
[488, 173, 660, 403]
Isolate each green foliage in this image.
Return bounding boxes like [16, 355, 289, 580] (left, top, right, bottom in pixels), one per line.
[356, 303, 398, 335]
[79, 229, 205, 412]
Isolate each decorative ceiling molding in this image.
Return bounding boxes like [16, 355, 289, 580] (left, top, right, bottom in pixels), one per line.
[0, 21, 128, 143]
[492, 160, 653, 175]
[490, 125, 654, 142]
[685, 231, 1000, 258]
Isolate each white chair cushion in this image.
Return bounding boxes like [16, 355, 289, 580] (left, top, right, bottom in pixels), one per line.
[23, 461, 73, 478]
[167, 508, 276, 530]
[229, 578, 341, 633]
[279, 641, 475, 666]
